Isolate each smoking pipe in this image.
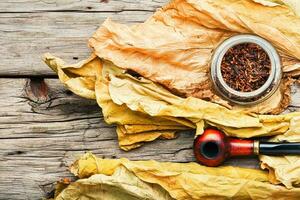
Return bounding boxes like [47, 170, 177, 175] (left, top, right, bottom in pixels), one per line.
[193, 128, 300, 167]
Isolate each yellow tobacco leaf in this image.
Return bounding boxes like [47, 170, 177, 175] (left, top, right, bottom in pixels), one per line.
[117, 125, 177, 151]
[44, 54, 194, 150]
[260, 117, 300, 188]
[107, 68, 300, 138]
[56, 166, 174, 200]
[97, 60, 195, 128]
[63, 153, 300, 200]
[121, 124, 188, 134]
[43, 53, 100, 99]
[255, 0, 300, 16]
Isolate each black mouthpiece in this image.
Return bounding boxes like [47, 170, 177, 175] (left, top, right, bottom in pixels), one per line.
[259, 142, 300, 155]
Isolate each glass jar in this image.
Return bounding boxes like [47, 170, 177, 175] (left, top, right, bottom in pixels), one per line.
[210, 34, 282, 105]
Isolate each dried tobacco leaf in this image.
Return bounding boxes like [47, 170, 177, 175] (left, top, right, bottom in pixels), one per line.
[255, 0, 300, 16]
[52, 153, 300, 200]
[44, 54, 194, 151]
[260, 117, 300, 188]
[88, 0, 300, 114]
[56, 165, 174, 200]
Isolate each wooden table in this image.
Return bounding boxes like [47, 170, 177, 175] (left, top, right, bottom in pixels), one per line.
[1, 1, 300, 199]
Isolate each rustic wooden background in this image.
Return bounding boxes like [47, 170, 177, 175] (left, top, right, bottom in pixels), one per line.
[1, 0, 300, 199]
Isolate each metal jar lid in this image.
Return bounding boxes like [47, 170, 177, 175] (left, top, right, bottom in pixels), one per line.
[210, 34, 282, 105]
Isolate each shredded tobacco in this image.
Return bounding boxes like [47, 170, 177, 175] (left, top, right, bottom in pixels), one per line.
[221, 43, 271, 92]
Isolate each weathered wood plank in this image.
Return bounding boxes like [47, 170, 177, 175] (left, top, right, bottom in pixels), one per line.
[0, 1, 168, 76]
[0, 0, 168, 13]
[0, 11, 155, 76]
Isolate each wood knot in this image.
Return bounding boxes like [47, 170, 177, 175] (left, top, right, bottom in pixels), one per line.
[6, 150, 25, 156]
[25, 78, 50, 104]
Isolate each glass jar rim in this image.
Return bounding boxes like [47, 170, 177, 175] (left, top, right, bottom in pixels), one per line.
[210, 34, 282, 105]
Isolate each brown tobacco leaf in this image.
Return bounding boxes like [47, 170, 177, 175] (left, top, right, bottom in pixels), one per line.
[88, 0, 300, 114]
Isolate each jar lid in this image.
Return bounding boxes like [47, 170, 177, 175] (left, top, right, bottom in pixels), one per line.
[210, 34, 282, 105]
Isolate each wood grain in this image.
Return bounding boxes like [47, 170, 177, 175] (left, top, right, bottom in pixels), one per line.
[0, 0, 168, 77]
[0, 0, 167, 13]
[0, 11, 158, 76]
